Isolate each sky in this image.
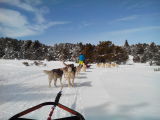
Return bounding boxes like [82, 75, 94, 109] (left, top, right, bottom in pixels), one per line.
[0, 0, 160, 45]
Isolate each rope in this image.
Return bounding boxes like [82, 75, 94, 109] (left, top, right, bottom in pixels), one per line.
[47, 86, 63, 120]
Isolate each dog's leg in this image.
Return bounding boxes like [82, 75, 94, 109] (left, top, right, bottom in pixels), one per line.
[71, 73, 75, 87]
[75, 67, 79, 76]
[72, 78, 74, 87]
[60, 77, 63, 87]
[48, 77, 52, 87]
[76, 71, 78, 76]
[54, 78, 57, 87]
[68, 77, 71, 87]
[64, 73, 66, 78]
[49, 80, 51, 87]
[76, 68, 80, 76]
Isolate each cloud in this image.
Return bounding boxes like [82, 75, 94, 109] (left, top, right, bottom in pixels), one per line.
[0, 8, 69, 37]
[0, 0, 45, 24]
[30, 21, 70, 32]
[110, 13, 160, 25]
[0, 27, 37, 38]
[0, 8, 28, 27]
[0, 8, 37, 37]
[0, 0, 36, 12]
[114, 15, 138, 22]
[78, 22, 93, 29]
[106, 26, 160, 35]
[109, 15, 139, 24]
[124, 0, 155, 10]
[24, 0, 42, 6]
[0, 0, 69, 37]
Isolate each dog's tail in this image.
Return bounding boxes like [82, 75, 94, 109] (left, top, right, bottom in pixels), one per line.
[43, 70, 52, 74]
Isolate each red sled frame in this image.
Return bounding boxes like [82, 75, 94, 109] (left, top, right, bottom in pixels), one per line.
[9, 102, 85, 120]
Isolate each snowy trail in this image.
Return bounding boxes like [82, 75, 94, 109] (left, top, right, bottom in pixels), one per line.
[0, 60, 86, 120]
[91, 65, 160, 120]
[0, 60, 160, 120]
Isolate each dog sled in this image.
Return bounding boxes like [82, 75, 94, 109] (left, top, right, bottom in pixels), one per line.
[86, 64, 91, 68]
[9, 91, 85, 120]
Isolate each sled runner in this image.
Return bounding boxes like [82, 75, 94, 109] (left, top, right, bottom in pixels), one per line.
[9, 91, 85, 120]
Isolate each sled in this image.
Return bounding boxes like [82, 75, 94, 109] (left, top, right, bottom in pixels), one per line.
[9, 91, 85, 120]
[86, 64, 91, 68]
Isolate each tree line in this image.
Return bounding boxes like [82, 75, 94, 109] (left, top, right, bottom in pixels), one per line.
[124, 40, 160, 65]
[0, 37, 160, 65]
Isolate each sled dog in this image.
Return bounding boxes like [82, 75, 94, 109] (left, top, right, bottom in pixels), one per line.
[81, 63, 87, 72]
[61, 65, 76, 87]
[66, 66, 76, 87]
[96, 63, 101, 68]
[60, 67, 68, 79]
[105, 63, 111, 68]
[63, 61, 75, 68]
[43, 69, 63, 87]
[75, 65, 82, 76]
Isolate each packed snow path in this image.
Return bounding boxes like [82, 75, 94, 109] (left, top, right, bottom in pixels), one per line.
[0, 60, 160, 120]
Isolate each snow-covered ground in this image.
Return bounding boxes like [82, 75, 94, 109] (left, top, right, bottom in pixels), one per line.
[0, 59, 160, 120]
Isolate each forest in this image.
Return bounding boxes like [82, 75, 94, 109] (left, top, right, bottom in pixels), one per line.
[0, 37, 160, 65]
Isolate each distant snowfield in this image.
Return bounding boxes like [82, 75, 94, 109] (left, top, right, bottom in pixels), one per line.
[0, 59, 160, 120]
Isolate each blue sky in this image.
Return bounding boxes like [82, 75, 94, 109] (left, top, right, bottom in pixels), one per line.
[0, 0, 160, 45]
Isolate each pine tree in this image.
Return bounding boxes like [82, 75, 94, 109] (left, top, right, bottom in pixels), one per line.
[153, 51, 160, 65]
[124, 40, 129, 47]
[124, 40, 131, 54]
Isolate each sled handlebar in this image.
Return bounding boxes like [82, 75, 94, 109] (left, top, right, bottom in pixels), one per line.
[9, 89, 85, 120]
[9, 102, 85, 120]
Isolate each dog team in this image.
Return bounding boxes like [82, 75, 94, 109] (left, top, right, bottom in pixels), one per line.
[96, 62, 118, 68]
[43, 61, 87, 88]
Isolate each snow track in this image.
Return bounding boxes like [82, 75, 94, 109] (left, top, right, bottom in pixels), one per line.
[0, 60, 160, 120]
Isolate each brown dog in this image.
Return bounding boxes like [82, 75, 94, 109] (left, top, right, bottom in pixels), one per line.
[43, 69, 63, 87]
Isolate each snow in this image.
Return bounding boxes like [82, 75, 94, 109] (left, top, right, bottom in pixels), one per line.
[0, 59, 160, 120]
[126, 55, 134, 65]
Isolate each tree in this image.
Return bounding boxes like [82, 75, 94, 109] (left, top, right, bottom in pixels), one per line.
[153, 51, 160, 65]
[95, 41, 128, 63]
[80, 43, 95, 63]
[124, 40, 129, 47]
[124, 40, 131, 54]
